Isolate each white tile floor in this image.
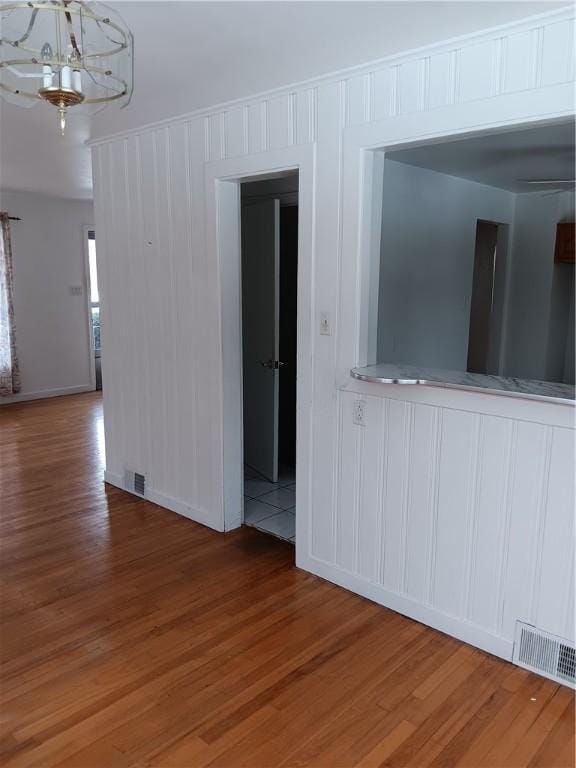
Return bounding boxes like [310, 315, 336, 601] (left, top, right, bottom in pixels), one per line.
[243, 465, 296, 543]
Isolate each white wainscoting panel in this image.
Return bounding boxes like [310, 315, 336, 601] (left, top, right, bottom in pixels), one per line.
[296, 89, 317, 146]
[459, 41, 496, 102]
[346, 74, 370, 125]
[541, 18, 575, 86]
[324, 388, 575, 657]
[503, 30, 536, 94]
[267, 94, 292, 149]
[398, 58, 425, 114]
[427, 52, 453, 110]
[224, 106, 248, 159]
[92, 8, 576, 668]
[373, 67, 398, 120]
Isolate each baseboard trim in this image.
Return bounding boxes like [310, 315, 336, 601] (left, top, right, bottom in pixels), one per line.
[297, 552, 514, 662]
[103, 470, 221, 532]
[0, 384, 95, 405]
[104, 472, 513, 663]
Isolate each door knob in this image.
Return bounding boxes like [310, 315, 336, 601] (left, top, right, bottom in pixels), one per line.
[260, 360, 285, 369]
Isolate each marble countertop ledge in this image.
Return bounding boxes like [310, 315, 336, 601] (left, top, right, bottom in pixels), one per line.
[351, 363, 575, 404]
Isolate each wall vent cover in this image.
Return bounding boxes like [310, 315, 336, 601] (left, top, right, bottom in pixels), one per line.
[123, 469, 146, 497]
[513, 622, 575, 689]
[133, 472, 146, 496]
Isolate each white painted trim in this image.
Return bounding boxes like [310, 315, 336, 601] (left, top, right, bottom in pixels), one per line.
[0, 384, 95, 405]
[345, 88, 575, 154]
[205, 144, 315, 538]
[213, 179, 243, 531]
[338, 88, 575, 390]
[358, 149, 384, 367]
[298, 551, 515, 661]
[103, 470, 217, 531]
[87, 7, 573, 146]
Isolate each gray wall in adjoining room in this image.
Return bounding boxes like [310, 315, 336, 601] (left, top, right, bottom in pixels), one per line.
[377, 162, 575, 384]
[377, 160, 515, 370]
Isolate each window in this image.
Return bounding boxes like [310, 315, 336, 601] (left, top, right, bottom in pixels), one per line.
[87, 230, 100, 354]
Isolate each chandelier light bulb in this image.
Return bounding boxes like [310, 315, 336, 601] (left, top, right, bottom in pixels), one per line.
[60, 63, 72, 91]
[70, 51, 82, 94]
[41, 42, 53, 89]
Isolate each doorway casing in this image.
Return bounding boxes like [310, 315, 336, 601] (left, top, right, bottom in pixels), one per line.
[205, 144, 315, 556]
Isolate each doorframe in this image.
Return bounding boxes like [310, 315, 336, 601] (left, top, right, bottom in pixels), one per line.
[204, 144, 315, 552]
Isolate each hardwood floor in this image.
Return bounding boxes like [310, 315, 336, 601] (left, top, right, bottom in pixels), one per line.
[0, 392, 574, 768]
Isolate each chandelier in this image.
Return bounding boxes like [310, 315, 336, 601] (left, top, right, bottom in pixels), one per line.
[0, 1, 133, 134]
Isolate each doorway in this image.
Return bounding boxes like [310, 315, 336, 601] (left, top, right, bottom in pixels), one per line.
[467, 219, 508, 375]
[209, 143, 313, 539]
[240, 174, 298, 543]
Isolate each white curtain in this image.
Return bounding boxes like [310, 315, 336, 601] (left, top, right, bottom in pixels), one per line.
[0, 213, 20, 396]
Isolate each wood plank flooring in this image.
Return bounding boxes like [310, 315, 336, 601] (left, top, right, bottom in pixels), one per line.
[0, 392, 574, 767]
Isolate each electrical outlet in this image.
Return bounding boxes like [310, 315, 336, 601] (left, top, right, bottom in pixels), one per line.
[320, 311, 332, 336]
[69, 285, 83, 296]
[353, 399, 366, 426]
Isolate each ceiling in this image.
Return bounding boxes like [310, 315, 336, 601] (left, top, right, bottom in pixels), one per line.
[0, 101, 93, 200]
[387, 121, 576, 193]
[0, 1, 568, 200]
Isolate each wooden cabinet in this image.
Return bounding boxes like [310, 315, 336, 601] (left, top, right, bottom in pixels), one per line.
[554, 222, 575, 263]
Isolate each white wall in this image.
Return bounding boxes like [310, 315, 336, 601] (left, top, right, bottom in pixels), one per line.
[91, 9, 575, 665]
[377, 160, 515, 369]
[503, 190, 575, 382]
[0, 189, 94, 401]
